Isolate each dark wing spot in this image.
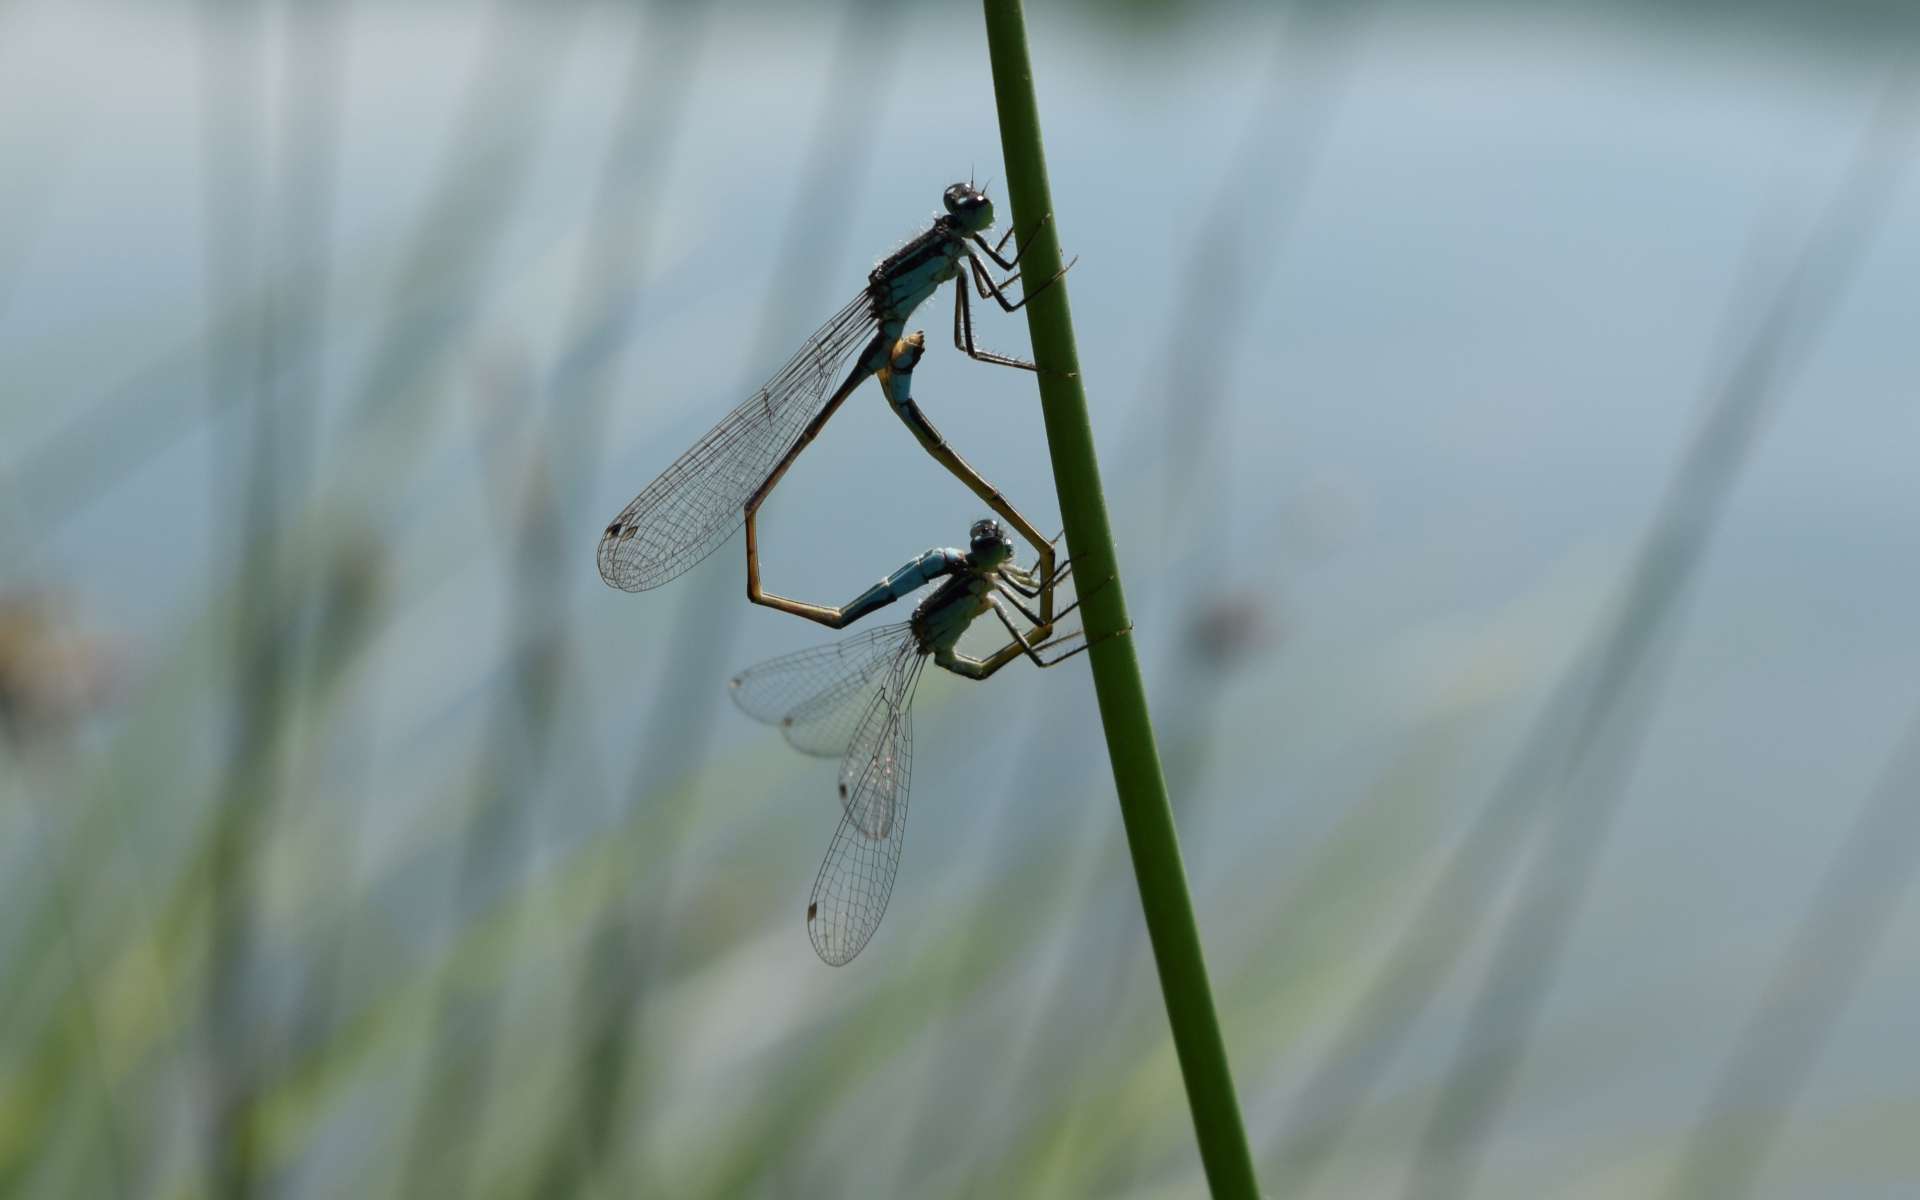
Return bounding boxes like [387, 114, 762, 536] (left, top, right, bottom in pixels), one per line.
[806, 902, 819, 923]
[605, 522, 621, 538]
[837, 782, 848, 799]
[781, 716, 793, 727]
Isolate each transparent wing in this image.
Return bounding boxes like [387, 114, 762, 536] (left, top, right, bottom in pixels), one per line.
[728, 622, 913, 758]
[807, 645, 927, 965]
[835, 649, 915, 839]
[598, 294, 876, 592]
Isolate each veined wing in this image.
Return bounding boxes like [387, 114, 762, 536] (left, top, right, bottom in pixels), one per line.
[598, 293, 875, 592]
[728, 622, 913, 758]
[834, 641, 920, 838]
[808, 645, 927, 966]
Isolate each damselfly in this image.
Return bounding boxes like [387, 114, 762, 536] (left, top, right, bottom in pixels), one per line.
[599, 183, 1071, 620]
[744, 330, 1061, 631]
[729, 518, 1106, 965]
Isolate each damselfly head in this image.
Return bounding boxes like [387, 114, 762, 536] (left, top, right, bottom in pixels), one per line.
[967, 518, 1014, 566]
[943, 182, 994, 233]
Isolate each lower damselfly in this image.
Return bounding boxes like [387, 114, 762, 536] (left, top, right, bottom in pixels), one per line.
[599, 182, 1072, 622]
[729, 518, 1110, 965]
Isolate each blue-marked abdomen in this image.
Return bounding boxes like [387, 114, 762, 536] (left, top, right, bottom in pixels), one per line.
[843, 548, 965, 625]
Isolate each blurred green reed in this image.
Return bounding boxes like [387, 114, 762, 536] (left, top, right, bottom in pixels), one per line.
[1402, 80, 1917, 1200]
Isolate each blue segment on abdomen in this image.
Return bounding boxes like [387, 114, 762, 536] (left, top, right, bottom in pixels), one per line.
[843, 548, 965, 625]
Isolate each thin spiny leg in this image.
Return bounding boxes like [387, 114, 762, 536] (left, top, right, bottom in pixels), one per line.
[990, 599, 1114, 670]
[994, 580, 1081, 631]
[933, 599, 1069, 681]
[989, 587, 1125, 662]
[974, 212, 1051, 270]
[934, 643, 1022, 681]
[968, 255, 1023, 306]
[936, 622, 1113, 681]
[937, 597, 1127, 681]
[1015, 609, 1131, 667]
[951, 275, 1039, 372]
[975, 265, 1020, 300]
[997, 570, 1121, 648]
[1003, 567, 1113, 616]
[1000, 555, 1073, 599]
[967, 250, 1076, 315]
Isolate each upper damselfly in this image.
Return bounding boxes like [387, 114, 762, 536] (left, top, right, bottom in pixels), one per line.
[728, 518, 1108, 965]
[599, 183, 1071, 620]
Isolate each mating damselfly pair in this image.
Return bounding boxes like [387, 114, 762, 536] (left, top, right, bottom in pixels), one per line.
[598, 183, 1113, 964]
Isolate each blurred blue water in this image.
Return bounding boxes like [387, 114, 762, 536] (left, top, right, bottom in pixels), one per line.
[2, 2, 1917, 1195]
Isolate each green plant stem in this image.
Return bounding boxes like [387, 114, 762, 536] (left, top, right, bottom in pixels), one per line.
[979, 3, 1259, 1196]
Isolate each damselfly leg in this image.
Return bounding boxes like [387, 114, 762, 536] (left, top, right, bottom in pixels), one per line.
[939, 573, 1126, 680]
[972, 209, 1056, 270]
[932, 605, 1123, 680]
[950, 250, 1077, 373]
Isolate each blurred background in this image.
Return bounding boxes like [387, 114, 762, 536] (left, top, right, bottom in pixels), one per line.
[3, 0, 1918, 1196]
